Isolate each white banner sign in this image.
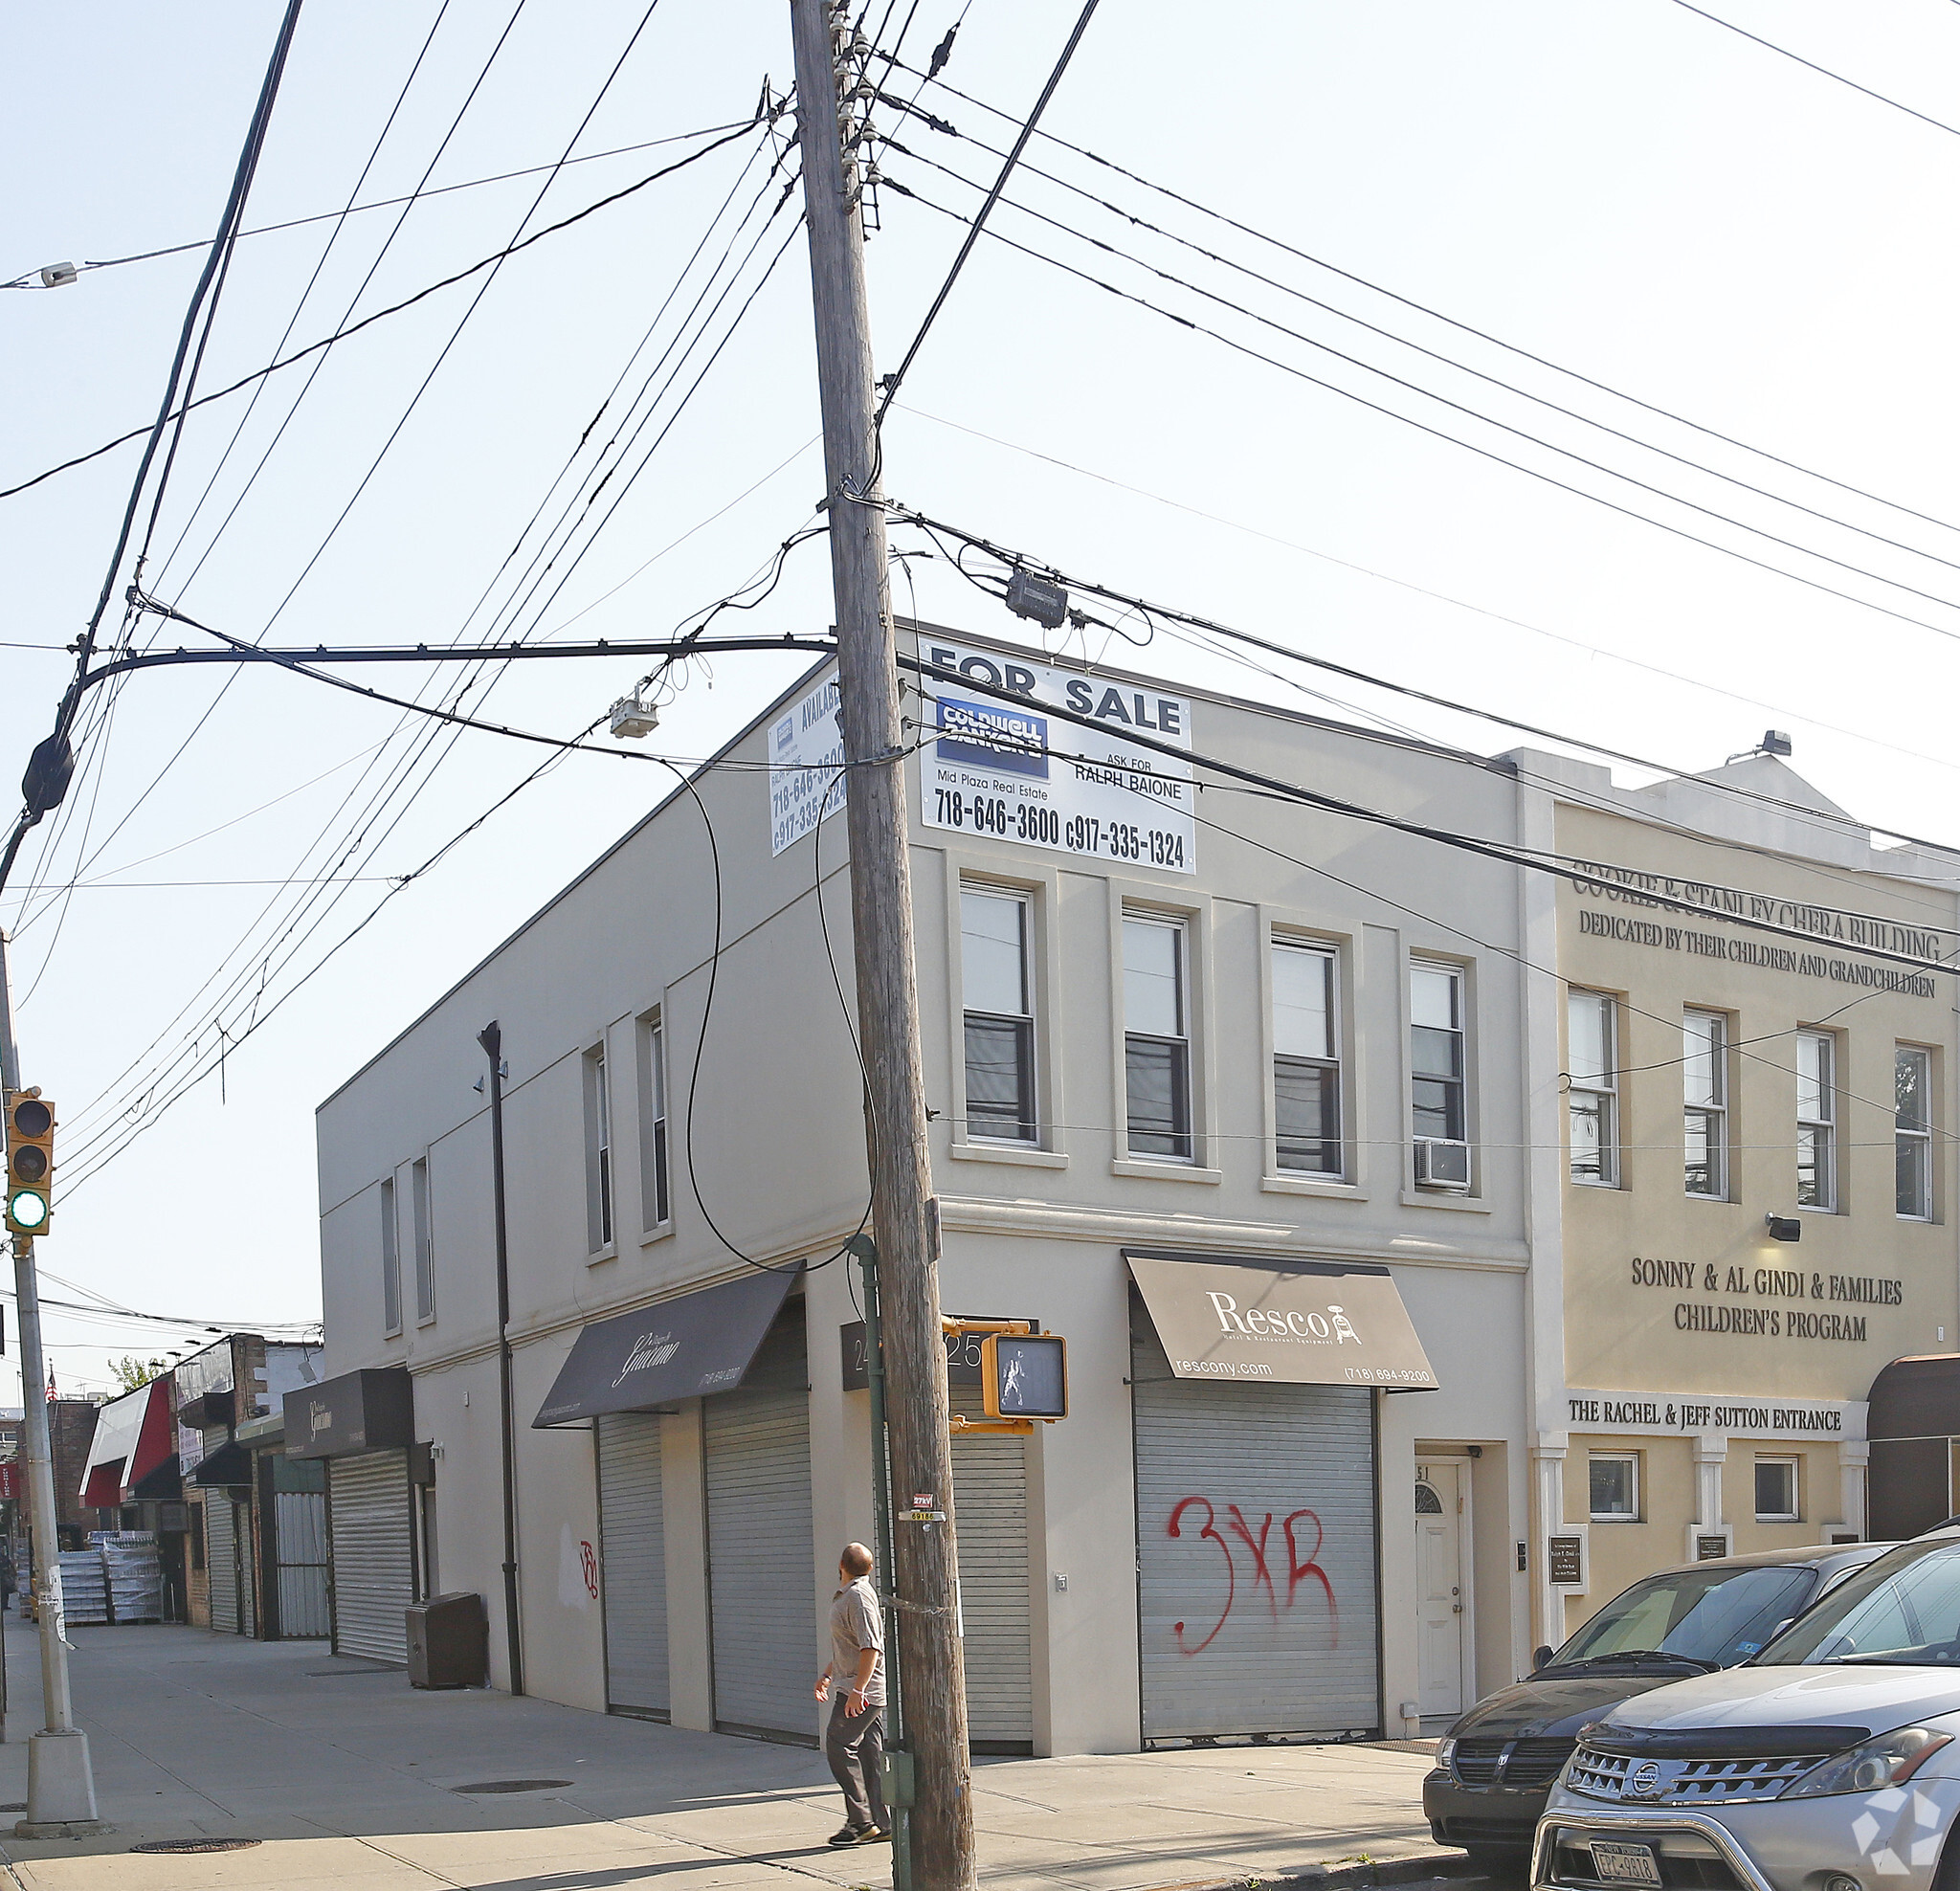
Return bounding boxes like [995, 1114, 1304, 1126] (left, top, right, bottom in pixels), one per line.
[768, 676, 845, 857]
[1564, 1387, 1867, 1441]
[918, 640, 1195, 873]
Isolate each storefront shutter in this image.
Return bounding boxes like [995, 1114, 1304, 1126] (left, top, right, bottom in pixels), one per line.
[327, 1449, 413, 1664]
[1131, 1312, 1380, 1745]
[275, 1490, 330, 1638]
[948, 1385, 1033, 1751]
[236, 1500, 256, 1638]
[207, 1499, 239, 1634]
[705, 1307, 813, 1743]
[596, 1411, 669, 1718]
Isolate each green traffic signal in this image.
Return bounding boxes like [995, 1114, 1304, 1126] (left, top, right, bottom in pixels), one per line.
[6, 1188, 48, 1232]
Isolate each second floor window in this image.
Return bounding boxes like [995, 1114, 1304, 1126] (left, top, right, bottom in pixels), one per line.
[584, 1045, 612, 1251]
[1272, 940, 1341, 1174]
[961, 887, 1036, 1142]
[636, 1012, 669, 1230]
[1568, 990, 1617, 1186]
[1124, 914, 1192, 1160]
[411, 1156, 435, 1323]
[1683, 1010, 1728, 1198]
[1898, 1045, 1933, 1220]
[380, 1176, 401, 1336]
[1796, 1030, 1836, 1211]
[1410, 962, 1466, 1146]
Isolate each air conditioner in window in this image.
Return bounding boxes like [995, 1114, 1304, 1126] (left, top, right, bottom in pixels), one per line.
[1414, 1138, 1472, 1190]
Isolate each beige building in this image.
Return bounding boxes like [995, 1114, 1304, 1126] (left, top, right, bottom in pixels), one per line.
[1515, 746, 1960, 1648]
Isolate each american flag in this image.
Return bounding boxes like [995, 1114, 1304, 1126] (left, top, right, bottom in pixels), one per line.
[44, 1368, 55, 1400]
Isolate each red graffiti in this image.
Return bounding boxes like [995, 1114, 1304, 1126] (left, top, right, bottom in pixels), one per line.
[580, 1539, 599, 1600]
[1166, 1497, 1337, 1655]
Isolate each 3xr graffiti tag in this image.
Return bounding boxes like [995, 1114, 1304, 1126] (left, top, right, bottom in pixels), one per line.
[1165, 1496, 1338, 1657]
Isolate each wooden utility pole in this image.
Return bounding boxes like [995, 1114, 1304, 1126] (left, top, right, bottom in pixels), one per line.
[787, 4, 975, 1887]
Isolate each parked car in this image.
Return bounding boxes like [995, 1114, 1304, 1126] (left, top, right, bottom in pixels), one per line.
[1423, 1542, 1888, 1866]
[1535, 1524, 1960, 1891]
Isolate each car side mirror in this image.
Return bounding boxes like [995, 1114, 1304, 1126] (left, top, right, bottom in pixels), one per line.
[1532, 1644, 1556, 1672]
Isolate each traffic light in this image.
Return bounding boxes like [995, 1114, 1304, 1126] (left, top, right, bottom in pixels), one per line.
[5, 1091, 54, 1237]
[982, 1330, 1067, 1421]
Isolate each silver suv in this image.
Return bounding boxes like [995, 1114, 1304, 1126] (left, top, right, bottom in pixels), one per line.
[1536, 1526, 1960, 1891]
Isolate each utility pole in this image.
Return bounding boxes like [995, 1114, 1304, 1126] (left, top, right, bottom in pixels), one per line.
[478, 1022, 523, 1698]
[788, 6, 975, 1888]
[0, 930, 100, 1835]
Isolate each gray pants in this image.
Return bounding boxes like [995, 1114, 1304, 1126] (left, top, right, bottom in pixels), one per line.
[825, 1695, 887, 1831]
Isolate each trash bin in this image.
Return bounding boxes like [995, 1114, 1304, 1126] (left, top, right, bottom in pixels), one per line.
[405, 1591, 488, 1689]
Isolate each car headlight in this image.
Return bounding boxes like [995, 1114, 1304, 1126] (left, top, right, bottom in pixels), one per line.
[1784, 1727, 1953, 1797]
[1435, 1736, 1457, 1770]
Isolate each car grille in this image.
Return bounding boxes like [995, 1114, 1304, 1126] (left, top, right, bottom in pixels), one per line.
[1451, 1735, 1576, 1789]
[1552, 1840, 1742, 1889]
[1566, 1744, 1825, 1804]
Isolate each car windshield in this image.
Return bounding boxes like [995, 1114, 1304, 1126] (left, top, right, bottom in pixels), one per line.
[1554, 1565, 1815, 1667]
[1759, 1538, 1960, 1665]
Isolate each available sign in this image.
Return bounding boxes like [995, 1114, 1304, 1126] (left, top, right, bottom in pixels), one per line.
[768, 676, 846, 857]
[919, 642, 1196, 875]
[1563, 1387, 1867, 1440]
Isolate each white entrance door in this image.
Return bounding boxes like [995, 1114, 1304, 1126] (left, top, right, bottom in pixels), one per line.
[1415, 1461, 1469, 1718]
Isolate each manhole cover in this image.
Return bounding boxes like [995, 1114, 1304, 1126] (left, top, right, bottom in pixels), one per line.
[131, 1839, 264, 1854]
[451, 1779, 572, 1795]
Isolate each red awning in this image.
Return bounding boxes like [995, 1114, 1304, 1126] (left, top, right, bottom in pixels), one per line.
[79, 1460, 124, 1507]
[124, 1379, 175, 1492]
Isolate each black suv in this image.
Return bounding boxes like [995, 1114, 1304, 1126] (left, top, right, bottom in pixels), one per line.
[1421, 1541, 1888, 1867]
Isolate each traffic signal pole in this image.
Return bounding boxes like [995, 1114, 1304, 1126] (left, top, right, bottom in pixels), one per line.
[787, 4, 976, 1886]
[0, 928, 100, 1835]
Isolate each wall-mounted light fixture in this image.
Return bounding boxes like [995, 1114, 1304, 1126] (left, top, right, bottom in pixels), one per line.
[1765, 1213, 1802, 1243]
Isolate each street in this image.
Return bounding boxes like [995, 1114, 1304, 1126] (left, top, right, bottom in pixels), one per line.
[0, 1616, 1476, 1891]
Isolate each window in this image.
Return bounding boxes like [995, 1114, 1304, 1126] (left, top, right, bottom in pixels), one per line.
[1123, 914, 1192, 1160]
[1590, 1453, 1639, 1522]
[1272, 940, 1341, 1174]
[380, 1177, 401, 1336]
[1410, 959, 1467, 1146]
[1568, 990, 1618, 1186]
[635, 1011, 670, 1231]
[1796, 1031, 1836, 1211]
[583, 1044, 613, 1252]
[411, 1156, 434, 1324]
[1898, 1046, 1933, 1220]
[1683, 1010, 1728, 1198]
[1755, 1457, 1800, 1523]
[961, 888, 1036, 1142]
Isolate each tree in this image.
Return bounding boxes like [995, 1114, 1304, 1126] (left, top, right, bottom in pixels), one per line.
[108, 1356, 167, 1393]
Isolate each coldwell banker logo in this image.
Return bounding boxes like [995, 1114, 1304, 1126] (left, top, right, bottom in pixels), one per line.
[1208, 1291, 1361, 1345]
[936, 699, 1049, 779]
[612, 1330, 681, 1388]
[772, 714, 795, 759]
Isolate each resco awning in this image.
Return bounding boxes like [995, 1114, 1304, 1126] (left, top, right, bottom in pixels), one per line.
[533, 1266, 798, 1427]
[1125, 1249, 1437, 1390]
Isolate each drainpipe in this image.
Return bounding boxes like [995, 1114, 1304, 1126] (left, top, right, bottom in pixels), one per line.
[479, 1021, 523, 1696]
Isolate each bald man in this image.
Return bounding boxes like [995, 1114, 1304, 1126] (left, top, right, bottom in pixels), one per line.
[816, 1542, 889, 1845]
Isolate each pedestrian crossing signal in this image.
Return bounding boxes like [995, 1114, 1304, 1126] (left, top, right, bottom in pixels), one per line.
[982, 1331, 1067, 1421]
[5, 1091, 54, 1237]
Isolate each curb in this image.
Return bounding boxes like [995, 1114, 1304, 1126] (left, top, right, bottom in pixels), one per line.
[1142, 1850, 1478, 1891]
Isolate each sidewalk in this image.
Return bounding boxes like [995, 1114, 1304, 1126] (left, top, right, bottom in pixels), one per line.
[0, 1617, 1463, 1891]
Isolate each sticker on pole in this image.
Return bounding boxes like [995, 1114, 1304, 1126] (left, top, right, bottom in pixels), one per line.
[919, 642, 1195, 873]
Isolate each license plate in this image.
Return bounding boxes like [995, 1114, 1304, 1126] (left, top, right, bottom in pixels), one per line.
[1589, 1840, 1662, 1886]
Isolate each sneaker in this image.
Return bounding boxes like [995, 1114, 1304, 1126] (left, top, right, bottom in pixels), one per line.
[829, 1825, 871, 1847]
[859, 1827, 892, 1844]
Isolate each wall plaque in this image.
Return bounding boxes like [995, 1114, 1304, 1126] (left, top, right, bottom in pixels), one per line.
[1548, 1536, 1584, 1585]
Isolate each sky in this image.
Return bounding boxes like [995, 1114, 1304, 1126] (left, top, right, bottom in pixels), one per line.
[5, 0, 1960, 1400]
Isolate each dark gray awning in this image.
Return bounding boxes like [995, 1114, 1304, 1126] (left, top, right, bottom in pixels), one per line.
[532, 1266, 799, 1427]
[283, 1366, 414, 1460]
[1125, 1248, 1437, 1390]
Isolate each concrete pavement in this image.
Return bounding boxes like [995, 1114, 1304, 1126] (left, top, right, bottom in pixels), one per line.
[0, 1616, 1466, 1891]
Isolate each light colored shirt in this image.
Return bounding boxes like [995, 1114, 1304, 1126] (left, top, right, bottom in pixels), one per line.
[829, 1574, 885, 1706]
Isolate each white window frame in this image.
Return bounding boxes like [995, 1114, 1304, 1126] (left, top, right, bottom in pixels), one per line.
[1683, 1009, 1729, 1201]
[1567, 989, 1619, 1188]
[583, 1042, 614, 1254]
[1898, 1044, 1935, 1222]
[1795, 1029, 1837, 1213]
[1271, 938, 1344, 1179]
[411, 1155, 435, 1325]
[1589, 1451, 1640, 1523]
[380, 1176, 401, 1338]
[1123, 911, 1193, 1163]
[960, 884, 1036, 1144]
[1409, 957, 1469, 1176]
[635, 1009, 670, 1236]
[1754, 1456, 1800, 1524]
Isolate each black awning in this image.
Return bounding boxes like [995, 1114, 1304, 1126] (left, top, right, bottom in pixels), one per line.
[191, 1441, 253, 1488]
[1869, 1354, 1960, 1440]
[532, 1267, 799, 1427]
[283, 1365, 414, 1460]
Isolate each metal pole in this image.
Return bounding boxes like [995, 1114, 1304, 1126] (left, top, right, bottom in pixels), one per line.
[789, 3, 974, 1885]
[0, 930, 98, 1834]
[478, 1022, 523, 1697]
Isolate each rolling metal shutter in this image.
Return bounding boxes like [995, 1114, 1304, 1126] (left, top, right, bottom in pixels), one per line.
[276, 1491, 331, 1638]
[207, 1499, 239, 1634]
[948, 1385, 1033, 1751]
[328, 1449, 413, 1664]
[705, 1307, 813, 1743]
[1131, 1308, 1379, 1746]
[597, 1411, 669, 1719]
[238, 1501, 256, 1638]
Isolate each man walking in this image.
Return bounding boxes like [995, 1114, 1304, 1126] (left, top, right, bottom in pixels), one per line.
[816, 1541, 890, 1846]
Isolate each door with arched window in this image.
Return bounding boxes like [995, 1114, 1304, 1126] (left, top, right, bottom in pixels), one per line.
[1415, 1460, 1470, 1719]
